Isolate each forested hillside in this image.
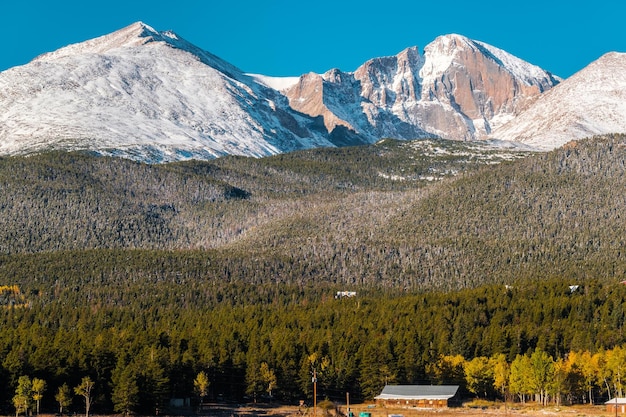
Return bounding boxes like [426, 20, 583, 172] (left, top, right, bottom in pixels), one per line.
[0, 138, 527, 258]
[223, 134, 626, 290]
[2, 135, 626, 413]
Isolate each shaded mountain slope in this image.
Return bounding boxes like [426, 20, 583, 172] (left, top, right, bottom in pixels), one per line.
[227, 134, 626, 289]
[0, 139, 526, 255]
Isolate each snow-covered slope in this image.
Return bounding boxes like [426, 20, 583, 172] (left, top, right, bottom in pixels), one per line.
[0, 22, 333, 162]
[0, 23, 570, 162]
[489, 52, 626, 149]
[283, 34, 560, 143]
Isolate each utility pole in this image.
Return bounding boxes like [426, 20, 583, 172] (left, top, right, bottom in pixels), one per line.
[346, 392, 350, 417]
[312, 369, 317, 417]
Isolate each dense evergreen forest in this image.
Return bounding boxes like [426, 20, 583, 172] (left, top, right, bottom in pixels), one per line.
[2, 135, 626, 414]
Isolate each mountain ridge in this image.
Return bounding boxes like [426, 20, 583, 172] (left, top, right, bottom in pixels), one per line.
[0, 22, 339, 162]
[34, 21, 244, 79]
[283, 33, 560, 144]
[3, 22, 624, 162]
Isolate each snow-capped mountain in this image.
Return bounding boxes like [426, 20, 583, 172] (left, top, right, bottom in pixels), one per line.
[0, 23, 562, 162]
[283, 34, 560, 142]
[0, 22, 334, 162]
[489, 52, 626, 149]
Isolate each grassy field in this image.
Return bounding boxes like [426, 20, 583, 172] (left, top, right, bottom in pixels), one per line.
[22, 402, 615, 417]
[190, 403, 615, 417]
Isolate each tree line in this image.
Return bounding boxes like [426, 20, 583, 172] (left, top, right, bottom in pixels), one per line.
[11, 346, 626, 414]
[2, 276, 626, 413]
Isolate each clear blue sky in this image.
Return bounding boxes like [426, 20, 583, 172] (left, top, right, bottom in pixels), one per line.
[2, 0, 624, 79]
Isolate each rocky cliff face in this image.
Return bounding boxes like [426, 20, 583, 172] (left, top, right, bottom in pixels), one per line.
[284, 34, 560, 142]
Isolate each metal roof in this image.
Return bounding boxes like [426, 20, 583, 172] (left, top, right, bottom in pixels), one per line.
[605, 398, 626, 405]
[375, 385, 459, 400]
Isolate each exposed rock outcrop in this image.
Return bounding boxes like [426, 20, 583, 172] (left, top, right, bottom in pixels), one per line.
[284, 34, 560, 142]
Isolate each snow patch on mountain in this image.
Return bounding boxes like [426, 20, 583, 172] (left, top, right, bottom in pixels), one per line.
[474, 40, 562, 86]
[490, 52, 626, 149]
[248, 74, 300, 91]
[0, 22, 334, 162]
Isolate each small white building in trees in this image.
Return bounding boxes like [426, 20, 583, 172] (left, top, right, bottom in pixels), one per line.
[335, 291, 357, 298]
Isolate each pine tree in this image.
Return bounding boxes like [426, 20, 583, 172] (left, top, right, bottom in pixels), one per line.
[112, 367, 139, 416]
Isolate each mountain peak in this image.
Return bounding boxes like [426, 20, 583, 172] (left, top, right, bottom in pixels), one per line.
[127, 21, 157, 32]
[31, 21, 244, 80]
[423, 34, 559, 86]
[282, 33, 559, 144]
[117, 21, 163, 42]
[586, 51, 626, 72]
[429, 33, 473, 50]
[33, 21, 170, 61]
[423, 33, 488, 62]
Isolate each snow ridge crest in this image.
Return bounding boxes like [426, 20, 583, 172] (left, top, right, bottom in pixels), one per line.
[34, 22, 166, 61]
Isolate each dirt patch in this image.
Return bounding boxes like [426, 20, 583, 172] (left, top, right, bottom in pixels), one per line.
[194, 403, 611, 417]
